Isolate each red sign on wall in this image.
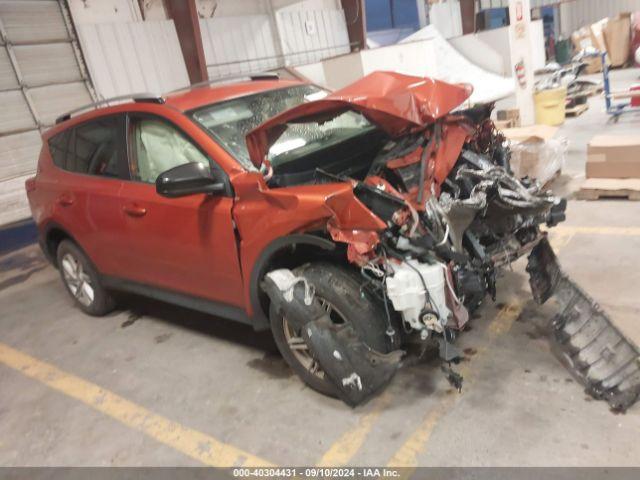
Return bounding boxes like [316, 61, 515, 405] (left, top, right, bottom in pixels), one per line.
[516, 1, 523, 21]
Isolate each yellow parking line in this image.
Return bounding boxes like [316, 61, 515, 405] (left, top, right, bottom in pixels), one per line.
[386, 302, 524, 470]
[316, 390, 393, 467]
[551, 226, 640, 236]
[384, 231, 588, 469]
[548, 232, 575, 252]
[316, 229, 584, 467]
[0, 342, 273, 467]
[385, 402, 449, 469]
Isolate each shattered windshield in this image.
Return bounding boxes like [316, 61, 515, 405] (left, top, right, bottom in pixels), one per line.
[190, 85, 374, 171]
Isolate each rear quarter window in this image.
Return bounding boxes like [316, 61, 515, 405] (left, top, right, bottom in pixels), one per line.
[48, 129, 71, 169]
[47, 117, 121, 178]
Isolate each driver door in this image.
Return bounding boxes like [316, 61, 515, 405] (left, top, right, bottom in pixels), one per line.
[115, 113, 244, 307]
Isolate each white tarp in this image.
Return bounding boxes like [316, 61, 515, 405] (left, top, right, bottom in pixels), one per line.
[400, 26, 515, 104]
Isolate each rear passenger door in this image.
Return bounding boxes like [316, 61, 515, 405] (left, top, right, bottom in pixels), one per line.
[115, 113, 244, 307]
[48, 115, 129, 275]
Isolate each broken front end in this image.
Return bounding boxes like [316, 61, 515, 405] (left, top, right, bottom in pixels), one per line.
[254, 73, 639, 410]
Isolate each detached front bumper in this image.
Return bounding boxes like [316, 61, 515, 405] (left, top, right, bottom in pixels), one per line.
[528, 238, 640, 412]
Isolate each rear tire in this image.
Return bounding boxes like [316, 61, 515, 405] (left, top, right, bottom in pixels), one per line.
[269, 262, 398, 397]
[56, 240, 115, 316]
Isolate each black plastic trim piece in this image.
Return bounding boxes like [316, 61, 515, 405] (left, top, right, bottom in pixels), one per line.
[102, 276, 251, 325]
[134, 97, 165, 104]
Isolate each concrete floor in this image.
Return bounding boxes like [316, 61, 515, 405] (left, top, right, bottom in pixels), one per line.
[1, 67, 640, 467]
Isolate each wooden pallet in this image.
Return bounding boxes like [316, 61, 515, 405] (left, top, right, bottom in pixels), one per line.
[577, 178, 640, 200]
[566, 103, 589, 117]
[583, 85, 603, 97]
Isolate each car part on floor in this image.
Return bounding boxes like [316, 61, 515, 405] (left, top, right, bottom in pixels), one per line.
[528, 239, 640, 413]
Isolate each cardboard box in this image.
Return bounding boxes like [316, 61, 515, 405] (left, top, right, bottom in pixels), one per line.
[502, 125, 558, 142]
[497, 109, 521, 127]
[502, 125, 565, 185]
[604, 13, 632, 67]
[590, 18, 609, 53]
[572, 27, 593, 51]
[587, 135, 640, 179]
[583, 55, 603, 74]
[494, 119, 515, 130]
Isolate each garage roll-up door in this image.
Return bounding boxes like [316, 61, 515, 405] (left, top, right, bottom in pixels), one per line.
[0, 0, 94, 227]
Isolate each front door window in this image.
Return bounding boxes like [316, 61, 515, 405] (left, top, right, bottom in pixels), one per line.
[129, 118, 210, 183]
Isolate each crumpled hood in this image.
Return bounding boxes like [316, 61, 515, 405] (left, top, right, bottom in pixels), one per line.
[246, 71, 473, 168]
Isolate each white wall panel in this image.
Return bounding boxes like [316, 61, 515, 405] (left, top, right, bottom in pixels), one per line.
[0, 174, 33, 226]
[0, 0, 69, 43]
[0, 90, 36, 134]
[0, 0, 94, 226]
[76, 20, 189, 99]
[200, 15, 280, 78]
[276, 8, 350, 65]
[479, 0, 557, 8]
[29, 82, 93, 126]
[200, 7, 349, 79]
[0, 130, 41, 180]
[13, 43, 82, 87]
[454, 20, 545, 76]
[559, 0, 640, 36]
[0, 48, 19, 90]
[429, 0, 463, 39]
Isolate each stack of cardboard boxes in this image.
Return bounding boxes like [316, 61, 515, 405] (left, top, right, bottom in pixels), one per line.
[571, 13, 632, 73]
[579, 136, 640, 200]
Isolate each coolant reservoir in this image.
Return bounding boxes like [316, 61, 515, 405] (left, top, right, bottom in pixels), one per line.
[385, 259, 451, 331]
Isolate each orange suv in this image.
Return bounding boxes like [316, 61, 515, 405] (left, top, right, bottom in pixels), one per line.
[26, 72, 637, 410]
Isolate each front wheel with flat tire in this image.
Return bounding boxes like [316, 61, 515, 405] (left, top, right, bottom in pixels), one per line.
[269, 262, 399, 397]
[56, 240, 115, 316]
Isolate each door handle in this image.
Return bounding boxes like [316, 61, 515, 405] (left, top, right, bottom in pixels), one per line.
[122, 204, 147, 217]
[57, 195, 74, 207]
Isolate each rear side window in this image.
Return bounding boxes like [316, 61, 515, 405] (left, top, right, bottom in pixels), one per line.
[48, 117, 122, 178]
[49, 130, 71, 169]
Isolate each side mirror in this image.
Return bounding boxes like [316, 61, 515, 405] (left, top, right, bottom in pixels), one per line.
[156, 162, 226, 198]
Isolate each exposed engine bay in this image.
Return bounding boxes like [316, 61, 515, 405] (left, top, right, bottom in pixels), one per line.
[254, 73, 640, 411]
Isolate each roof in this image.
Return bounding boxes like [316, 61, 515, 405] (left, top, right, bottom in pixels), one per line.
[49, 77, 308, 134]
[164, 79, 305, 112]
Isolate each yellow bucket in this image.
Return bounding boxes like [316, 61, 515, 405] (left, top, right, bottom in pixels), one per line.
[534, 86, 567, 126]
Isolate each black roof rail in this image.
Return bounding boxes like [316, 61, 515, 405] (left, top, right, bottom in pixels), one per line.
[167, 72, 280, 95]
[55, 93, 165, 124]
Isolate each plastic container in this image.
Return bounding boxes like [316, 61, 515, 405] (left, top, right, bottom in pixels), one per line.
[385, 259, 450, 329]
[555, 38, 572, 65]
[534, 86, 567, 126]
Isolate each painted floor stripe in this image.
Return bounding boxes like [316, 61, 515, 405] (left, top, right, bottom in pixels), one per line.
[316, 390, 393, 467]
[386, 302, 524, 470]
[385, 232, 580, 469]
[314, 230, 579, 467]
[551, 226, 640, 237]
[0, 342, 273, 467]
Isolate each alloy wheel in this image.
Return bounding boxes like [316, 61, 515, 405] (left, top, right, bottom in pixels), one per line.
[61, 253, 95, 307]
[282, 296, 347, 380]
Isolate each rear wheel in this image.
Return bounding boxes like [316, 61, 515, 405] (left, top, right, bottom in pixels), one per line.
[56, 240, 115, 316]
[269, 262, 398, 397]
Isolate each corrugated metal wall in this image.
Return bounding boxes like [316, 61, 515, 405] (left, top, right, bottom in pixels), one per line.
[75, 20, 189, 99]
[199, 7, 350, 79]
[275, 8, 350, 65]
[559, 0, 640, 36]
[478, 0, 558, 9]
[199, 15, 281, 78]
[0, 0, 93, 227]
